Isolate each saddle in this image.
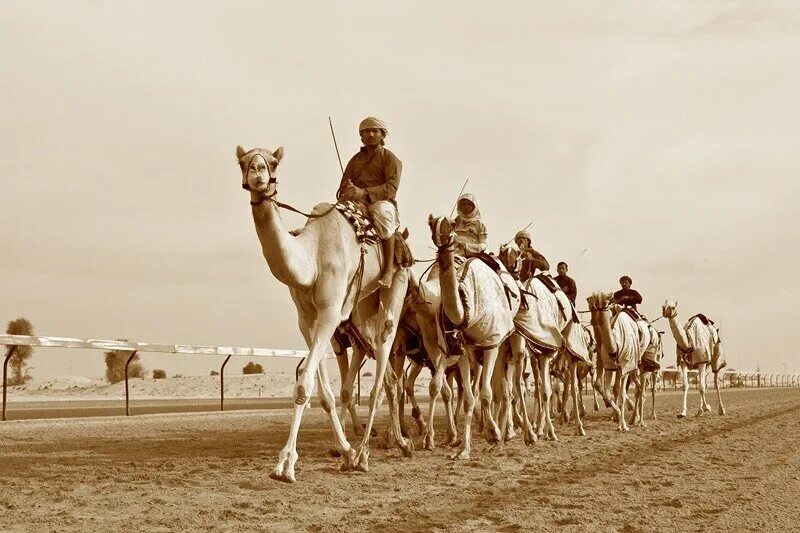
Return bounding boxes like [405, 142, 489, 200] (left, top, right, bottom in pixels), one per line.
[687, 313, 715, 326]
[618, 307, 645, 323]
[534, 273, 578, 323]
[470, 252, 519, 311]
[335, 201, 414, 267]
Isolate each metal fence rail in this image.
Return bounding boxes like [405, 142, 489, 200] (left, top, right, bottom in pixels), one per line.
[1, 334, 308, 421]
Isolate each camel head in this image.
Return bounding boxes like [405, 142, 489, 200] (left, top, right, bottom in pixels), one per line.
[236, 145, 285, 199]
[587, 292, 615, 312]
[662, 299, 678, 318]
[428, 215, 456, 250]
[498, 243, 521, 277]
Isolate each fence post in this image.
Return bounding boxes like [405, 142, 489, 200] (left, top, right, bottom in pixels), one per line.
[2, 346, 18, 422]
[220, 354, 233, 411]
[124, 350, 139, 416]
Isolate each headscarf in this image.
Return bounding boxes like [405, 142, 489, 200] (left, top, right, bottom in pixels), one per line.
[515, 229, 532, 244]
[455, 193, 481, 222]
[359, 117, 388, 136]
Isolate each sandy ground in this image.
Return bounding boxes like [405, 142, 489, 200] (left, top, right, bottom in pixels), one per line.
[1, 388, 799, 532]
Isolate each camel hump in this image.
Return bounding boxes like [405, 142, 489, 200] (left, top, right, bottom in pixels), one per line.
[687, 313, 714, 326]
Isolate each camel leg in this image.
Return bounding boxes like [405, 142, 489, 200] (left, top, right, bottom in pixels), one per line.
[697, 363, 711, 414]
[472, 362, 484, 434]
[393, 354, 408, 440]
[353, 274, 412, 472]
[272, 306, 353, 483]
[403, 361, 426, 436]
[560, 370, 571, 425]
[678, 364, 689, 418]
[571, 360, 586, 436]
[422, 358, 444, 451]
[510, 336, 536, 445]
[498, 350, 517, 442]
[634, 371, 647, 428]
[538, 355, 558, 441]
[340, 346, 365, 437]
[441, 372, 460, 447]
[479, 347, 503, 446]
[650, 372, 657, 420]
[591, 369, 601, 411]
[714, 370, 726, 415]
[450, 352, 475, 460]
[618, 372, 630, 432]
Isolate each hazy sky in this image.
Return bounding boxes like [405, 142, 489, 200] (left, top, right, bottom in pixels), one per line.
[2, 1, 799, 378]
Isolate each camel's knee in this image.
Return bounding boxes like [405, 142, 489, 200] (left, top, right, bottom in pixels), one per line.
[341, 388, 351, 406]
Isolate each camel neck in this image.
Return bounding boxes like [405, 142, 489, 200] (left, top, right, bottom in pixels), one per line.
[251, 201, 314, 289]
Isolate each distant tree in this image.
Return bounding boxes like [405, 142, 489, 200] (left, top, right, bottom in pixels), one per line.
[242, 362, 264, 375]
[6, 318, 34, 386]
[172, 374, 183, 378]
[210, 370, 219, 376]
[152, 369, 166, 379]
[104, 341, 145, 384]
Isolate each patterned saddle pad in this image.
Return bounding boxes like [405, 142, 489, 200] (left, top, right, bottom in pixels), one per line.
[335, 201, 380, 245]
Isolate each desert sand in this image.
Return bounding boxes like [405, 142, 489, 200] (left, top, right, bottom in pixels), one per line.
[1, 387, 799, 532]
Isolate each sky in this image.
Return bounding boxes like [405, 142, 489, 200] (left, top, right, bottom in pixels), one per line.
[1, 1, 799, 379]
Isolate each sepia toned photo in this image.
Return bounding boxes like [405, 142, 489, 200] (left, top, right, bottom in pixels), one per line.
[1, 2, 799, 532]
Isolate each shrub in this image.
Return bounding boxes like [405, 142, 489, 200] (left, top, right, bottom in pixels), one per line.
[210, 370, 219, 376]
[6, 317, 34, 386]
[242, 362, 264, 375]
[104, 343, 145, 384]
[152, 369, 167, 379]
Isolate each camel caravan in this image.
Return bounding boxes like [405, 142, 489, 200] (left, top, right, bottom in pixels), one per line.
[236, 117, 727, 483]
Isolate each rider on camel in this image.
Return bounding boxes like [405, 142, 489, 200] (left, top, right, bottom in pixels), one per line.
[452, 193, 487, 258]
[514, 229, 550, 283]
[337, 117, 401, 288]
[614, 275, 643, 314]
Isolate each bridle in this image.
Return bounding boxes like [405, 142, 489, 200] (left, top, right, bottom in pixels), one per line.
[241, 153, 278, 206]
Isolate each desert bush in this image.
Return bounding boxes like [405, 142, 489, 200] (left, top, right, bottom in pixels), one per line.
[6, 317, 34, 386]
[242, 362, 264, 375]
[152, 369, 166, 379]
[104, 343, 145, 384]
[210, 370, 219, 376]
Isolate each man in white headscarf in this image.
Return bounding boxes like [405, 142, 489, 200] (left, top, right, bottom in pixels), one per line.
[337, 117, 401, 288]
[452, 193, 487, 257]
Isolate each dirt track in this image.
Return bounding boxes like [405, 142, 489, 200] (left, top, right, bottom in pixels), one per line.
[1, 388, 799, 532]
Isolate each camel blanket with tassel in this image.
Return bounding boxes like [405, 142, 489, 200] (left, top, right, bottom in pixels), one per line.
[601, 311, 641, 375]
[456, 258, 518, 349]
[513, 278, 590, 363]
[683, 317, 726, 371]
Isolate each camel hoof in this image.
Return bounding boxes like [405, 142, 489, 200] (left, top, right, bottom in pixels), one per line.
[399, 437, 414, 457]
[422, 432, 436, 451]
[353, 446, 370, 473]
[718, 407, 726, 416]
[649, 414, 657, 421]
[328, 447, 341, 458]
[505, 428, 517, 442]
[447, 436, 462, 448]
[577, 427, 586, 437]
[416, 422, 428, 436]
[485, 428, 501, 445]
[339, 448, 357, 472]
[269, 470, 296, 483]
[523, 429, 537, 446]
[400, 427, 410, 439]
[677, 412, 687, 419]
[449, 449, 470, 461]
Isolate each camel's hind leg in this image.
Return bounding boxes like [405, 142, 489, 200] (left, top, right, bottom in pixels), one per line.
[650, 371, 657, 420]
[403, 361, 427, 436]
[353, 271, 413, 472]
[479, 346, 503, 445]
[697, 363, 711, 415]
[450, 352, 476, 460]
[570, 360, 585, 436]
[617, 372, 630, 432]
[714, 370, 726, 415]
[339, 346, 365, 437]
[441, 371, 460, 447]
[509, 335, 536, 445]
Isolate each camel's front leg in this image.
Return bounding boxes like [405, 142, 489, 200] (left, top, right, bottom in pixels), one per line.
[441, 372, 460, 447]
[273, 306, 353, 483]
[479, 346, 503, 446]
[450, 352, 475, 460]
[570, 360, 586, 436]
[697, 363, 711, 415]
[510, 336, 536, 445]
[678, 364, 689, 418]
[633, 370, 646, 427]
[618, 372, 630, 432]
[340, 346, 365, 437]
[714, 371, 726, 415]
[591, 368, 601, 411]
[650, 372, 657, 420]
[403, 361, 426, 437]
[422, 360, 444, 451]
[538, 354, 558, 441]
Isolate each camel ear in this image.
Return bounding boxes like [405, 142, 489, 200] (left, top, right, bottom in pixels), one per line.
[428, 214, 435, 225]
[236, 145, 247, 161]
[273, 146, 285, 163]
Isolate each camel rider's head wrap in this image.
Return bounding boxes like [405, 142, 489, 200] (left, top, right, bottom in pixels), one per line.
[359, 117, 388, 145]
[456, 193, 480, 221]
[515, 229, 532, 246]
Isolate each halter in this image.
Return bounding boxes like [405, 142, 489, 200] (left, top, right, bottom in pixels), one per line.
[662, 307, 678, 320]
[432, 216, 456, 252]
[241, 153, 278, 206]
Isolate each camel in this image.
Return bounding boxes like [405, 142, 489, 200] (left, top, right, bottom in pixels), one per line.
[586, 292, 647, 431]
[498, 244, 591, 439]
[237, 145, 412, 482]
[428, 215, 521, 459]
[553, 325, 599, 426]
[661, 300, 726, 417]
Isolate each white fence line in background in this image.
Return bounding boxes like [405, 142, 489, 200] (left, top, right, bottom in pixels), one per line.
[1, 334, 308, 421]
